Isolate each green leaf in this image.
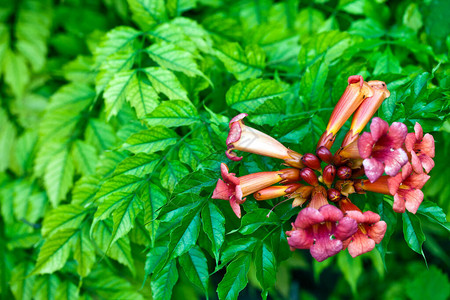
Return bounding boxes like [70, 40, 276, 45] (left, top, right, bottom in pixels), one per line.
[95, 26, 141, 65]
[215, 42, 265, 80]
[179, 139, 212, 170]
[0, 109, 16, 172]
[114, 153, 160, 177]
[95, 175, 144, 202]
[144, 100, 200, 127]
[298, 30, 354, 70]
[145, 243, 169, 276]
[160, 160, 189, 192]
[55, 281, 79, 300]
[10, 262, 36, 300]
[142, 183, 167, 244]
[373, 47, 402, 76]
[217, 254, 251, 300]
[166, 0, 196, 17]
[126, 71, 160, 119]
[143, 67, 189, 100]
[10, 130, 37, 176]
[374, 195, 398, 268]
[71, 140, 98, 175]
[84, 268, 144, 299]
[226, 78, 285, 112]
[405, 265, 450, 300]
[201, 202, 225, 262]
[73, 225, 96, 277]
[167, 210, 201, 260]
[147, 42, 204, 77]
[104, 70, 136, 119]
[86, 119, 118, 152]
[417, 201, 450, 231]
[41, 204, 87, 238]
[32, 228, 79, 275]
[337, 251, 362, 296]
[91, 220, 135, 274]
[122, 126, 179, 154]
[402, 211, 426, 256]
[239, 208, 280, 235]
[110, 193, 143, 245]
[128, 0, 167, 30]
[173, 169, 217, 196]
[299, 58, 329, 108]
[179, 246, 209, 293]
[220, 237, 259, 266]
[3, 50, 29, 99]
[151, 259, 178, 300]
[32, 274, 59, 300]
[44, 147, 74, 207]
[254, 242, 277, 292]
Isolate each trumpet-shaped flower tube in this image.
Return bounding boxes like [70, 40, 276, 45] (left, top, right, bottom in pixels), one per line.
[253, 183, 302, 201]
[387, 163, 430, 214]
[226, 113, 303, 168]
[212, 163, 300, 218]
[358, 117, 408, 182]
[405, 123, 435, 174]
[317, 75, 373, 150]
[341, 81, 390, 148]
[286, 205, 358, 262]
[290, 185, 314, 207]
[339, 199, 387, 258]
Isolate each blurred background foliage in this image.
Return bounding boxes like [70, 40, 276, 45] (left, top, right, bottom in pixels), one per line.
[0, 0, 449, 299]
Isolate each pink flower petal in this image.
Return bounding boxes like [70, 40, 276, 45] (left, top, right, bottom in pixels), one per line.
[319, 205, 344, 222]
[419, 154, 435, 174]
[334, 216, 358, 240]
[421, 133, 435, 158]
[221, 163, 239, 185]
[387, 172, 403, 195]
[383, 148, 408, 177]
[414, 122, 423, 141]
[358, 132, 375, 159]
[286, 229, 314, 249]
[410, 151, 424, 174]
[212, 179, 232, 200]
[226, 121, 242, 145]
[370, 117, 389, 141]
[294, 207, 324, 229]
[393, 193, 406, 213]
[229, 196, 242, 218]
[405, 132, 416, 152]
[363, 158, 385, 183]
[362, 211, 381, 224]
[310, 237, 342, 262]
[226, 148, 243, 161]
[229, 113, 248, 127]
[367, 220, 387, 244]
[405, 173, 430, 190]
[348, 231, 375, 258]
[345, 210, 366, 223]
[387, 122, 408, 149]
[401, 163, 412, 180]
[404, 189, 424, 214]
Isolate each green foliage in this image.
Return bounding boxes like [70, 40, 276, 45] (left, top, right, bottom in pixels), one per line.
[0, 0, 449, 299]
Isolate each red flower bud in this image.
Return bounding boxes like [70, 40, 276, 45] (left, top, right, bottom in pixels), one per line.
[300, 168, 318, 186]
[301, 153, 321, 170]
[322, 165, 336, 188]
[327, 188, 341, 202]
[337, 166, 352, 179]
[316, 146, 332, 164]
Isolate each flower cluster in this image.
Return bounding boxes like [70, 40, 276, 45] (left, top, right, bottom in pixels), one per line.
[212, 75, 435, 262]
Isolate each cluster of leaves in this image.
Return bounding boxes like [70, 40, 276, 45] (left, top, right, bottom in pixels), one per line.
[0, 0, 449, 299]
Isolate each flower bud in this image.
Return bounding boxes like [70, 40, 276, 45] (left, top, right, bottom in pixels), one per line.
[322, 165, 336, 188]
[300, 168, 318, 186]
[301, 153, 321, 170]
[316, 146, 332, 164]
[337, 166, 352, 179]
[279, 168, 301, 183]
[327, 188, 341, 202]
[353, 179, 366, 194]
